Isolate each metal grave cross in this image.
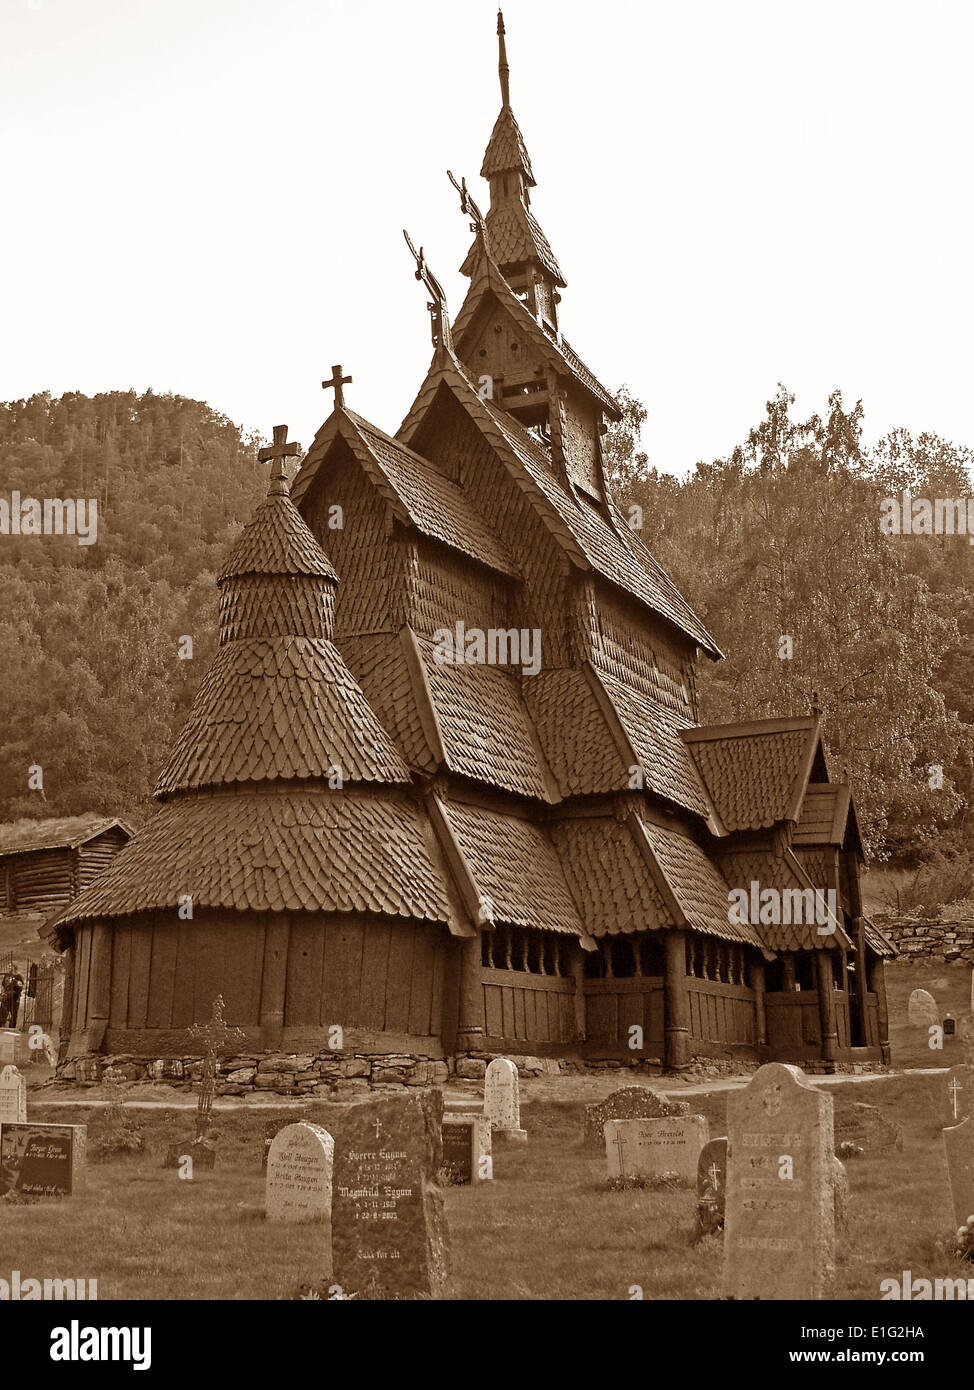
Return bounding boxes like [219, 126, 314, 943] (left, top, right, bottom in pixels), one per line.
[257, 424, 301, 481]
[323, 364, 352, 410]
[950, 1076, 962, 1121]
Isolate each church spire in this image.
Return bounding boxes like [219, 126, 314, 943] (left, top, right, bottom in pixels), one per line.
[497, 9, 510, 107]
[468, 12, 566, 321]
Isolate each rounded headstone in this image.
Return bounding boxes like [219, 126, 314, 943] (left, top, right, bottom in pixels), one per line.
[908, 988, 939, 1028]
[266, 1121, 334, 1227]
[484, 1058, 522, 1134]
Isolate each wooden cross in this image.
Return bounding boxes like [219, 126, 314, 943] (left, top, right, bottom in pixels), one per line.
[322, 364, 352, 410]
[257, 424, 301, 480]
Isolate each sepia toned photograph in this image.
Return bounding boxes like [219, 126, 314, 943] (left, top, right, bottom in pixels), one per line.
[1, 0, 972, 1360]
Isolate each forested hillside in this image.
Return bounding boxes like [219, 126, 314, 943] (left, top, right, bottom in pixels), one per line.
[0, 391, 267, 822]
[606, 385, 974, 864]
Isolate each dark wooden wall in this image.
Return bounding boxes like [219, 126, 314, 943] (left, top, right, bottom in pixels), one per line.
[68, 910, 448, 1057]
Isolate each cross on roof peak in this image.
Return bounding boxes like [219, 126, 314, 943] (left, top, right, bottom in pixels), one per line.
[323, 365, 352, 411]
[257, 424, 301, 490]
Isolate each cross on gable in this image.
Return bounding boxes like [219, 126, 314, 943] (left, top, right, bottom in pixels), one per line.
[257, 424, 301, 480]
[323, 365, 352, 411]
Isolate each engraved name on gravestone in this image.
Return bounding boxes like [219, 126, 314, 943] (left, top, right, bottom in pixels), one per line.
[332, 1091, 447, 1299]
[943, 1117, 974, 1228]
[442, 1114, 491, 1184]
[604, 1115, 708, 1185]
[723, 1063, 834, 1300]
[945, 1066, 971, 1124]
[0, 1123, 86, 1199]
[908, 988, 939, 1028]
[583, 1087, 689, 1150]
[484, 1058, 526, 1143]
[266, 1122, 334, 1236]
[0, 1065, 27, 1125]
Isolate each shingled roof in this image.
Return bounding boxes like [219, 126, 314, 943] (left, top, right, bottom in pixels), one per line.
[682, 717, 823, 832]
[51, 793, 453, 927]
[481, 104, 535, 185]
[0, 815, 133, 857]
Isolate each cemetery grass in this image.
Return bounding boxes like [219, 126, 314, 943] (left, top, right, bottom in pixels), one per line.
[885, 958, 973, 1068]
[10, 1073, 968, 1301]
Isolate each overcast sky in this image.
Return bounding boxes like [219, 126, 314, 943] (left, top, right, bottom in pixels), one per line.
[2, 0, 971, 475]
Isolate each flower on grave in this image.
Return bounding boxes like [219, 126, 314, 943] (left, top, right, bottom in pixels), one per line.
[954, 1215, 974, 1262]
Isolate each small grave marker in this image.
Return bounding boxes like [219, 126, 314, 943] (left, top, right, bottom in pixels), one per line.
[605, 1115, 708, 1185]
[0, 1122, 86, 1198]
[0, 1065, 27, 1125]
[266, 1121, 334, 1235]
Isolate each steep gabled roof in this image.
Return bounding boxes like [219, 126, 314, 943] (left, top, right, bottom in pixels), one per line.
[219, 487, 337, 581]
[293, 408, 518, 578]
[451, 250, 617, 417]
[0, 815, 133, 857]
[397, 358, 722, 658]
[682, 716, 823, 831]
[793, 781, 863, 856]
[716, 843, 851, 952]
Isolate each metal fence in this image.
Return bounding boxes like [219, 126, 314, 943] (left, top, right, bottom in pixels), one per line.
[0, 952, 58, 1031]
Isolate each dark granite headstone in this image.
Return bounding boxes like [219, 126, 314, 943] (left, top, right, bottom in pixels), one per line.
[0, 1123, 86, 1198]
[332, 1091, 448, 1299]
[583, 1086, 689, 1149]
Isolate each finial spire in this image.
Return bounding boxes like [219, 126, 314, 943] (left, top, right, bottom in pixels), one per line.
[497, 10, 510, 107]
[403, 230, 452, 357]
[257, 424, 301, 496]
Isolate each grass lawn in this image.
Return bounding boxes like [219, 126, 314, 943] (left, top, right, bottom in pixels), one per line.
[886, 958, 973, 1069]
[4, 1070, 970, 1300]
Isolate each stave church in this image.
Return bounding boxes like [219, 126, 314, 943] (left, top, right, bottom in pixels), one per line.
[50, 13, 893, 1076]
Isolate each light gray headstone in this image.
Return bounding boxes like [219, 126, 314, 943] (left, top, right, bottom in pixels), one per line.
[0, 1065, 27, 1125]
[908, 988, 939, 1028]
[605, 1115, 708, 1185]
[723, 1062, 835, 1300]
[943, 1117, 974, 1228]
[266, 1121, 334, 1237]
[484, 1059, 525, 1142]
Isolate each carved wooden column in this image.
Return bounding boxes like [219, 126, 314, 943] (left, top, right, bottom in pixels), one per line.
[869, 952, 891, 1066]
[86, 922, 113, 1053]
[751, 957, 767, 1048]
[456, 930, 485, 1050]
[663, 929, 691, 1071]
[816, 949, 839, 1070]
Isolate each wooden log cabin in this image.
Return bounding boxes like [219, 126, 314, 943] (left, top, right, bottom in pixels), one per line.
[1, 816, 132, 918]
[48, 14, 893, 1075]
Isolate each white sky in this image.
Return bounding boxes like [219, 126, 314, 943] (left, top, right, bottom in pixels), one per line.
[2, 0, 972, 476]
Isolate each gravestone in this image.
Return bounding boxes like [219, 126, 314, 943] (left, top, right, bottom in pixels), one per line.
[484, 1059, 526, 1144]
[266, 1122, 334, 1236]
[908, 988, 939, 1028]
[0, 1065, 27, 1125]
[723, 1063, 835, 1300]
[332, 1091, 448, 1299]
[605, 1115, 708, 1185]
[943, 1117, 974, 1228]
[697, 1137, 728, 1206]
[696, 1136, 728, 1234]
[584, 1086, 690, 1150]
[0, 1032, 28, 1067]
[441, 1114, 491, 1184]
[0, 1123, 86, 1198]
[834, 1101, 903, 1156]
[945, 1066, 972, 1125]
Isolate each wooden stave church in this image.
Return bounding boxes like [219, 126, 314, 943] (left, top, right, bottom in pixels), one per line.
[49, 13, 894, 1075]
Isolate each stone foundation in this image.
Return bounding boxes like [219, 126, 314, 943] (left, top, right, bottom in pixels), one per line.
[876, 916, 974, 964]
